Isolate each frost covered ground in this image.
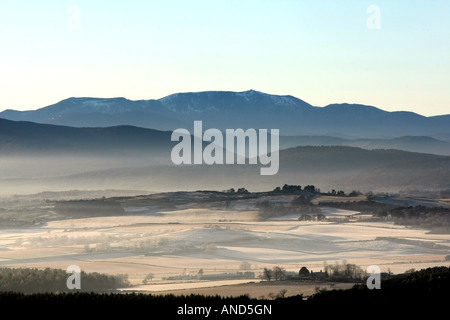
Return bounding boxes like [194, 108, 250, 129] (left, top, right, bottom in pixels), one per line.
[0, 199, 449, 293]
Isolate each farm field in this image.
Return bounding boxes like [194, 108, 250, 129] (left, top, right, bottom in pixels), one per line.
[0, 192, 449, 295]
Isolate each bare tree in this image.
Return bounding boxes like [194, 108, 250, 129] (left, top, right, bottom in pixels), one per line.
[273, 266, 286, 281]
[261, 268, 273, 281]
[277, 289, 287, 298]
[142, 273, 154, 284]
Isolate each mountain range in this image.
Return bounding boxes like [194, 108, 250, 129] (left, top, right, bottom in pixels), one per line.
[2, 90, 449, 139]
[1, 90, 449, 194]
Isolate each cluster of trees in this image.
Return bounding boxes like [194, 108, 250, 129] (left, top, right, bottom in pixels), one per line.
[257, 195, 321, 220]
[164, 270, 255, 282]
[298, 213, 325, 221]
[382, 205, 450, 231]
[326, 190, 363, 197]
[260, 262, 368, 283]
[328, 189, 346, 196]
[307, 261, 367, 282]
[224, 187, 250, 194]
[260, 266, 289, 281]
[271, 184, 363, 196]
[0, 267, 130, 293]
[317, 200, 449, 232]
[142, 273, 154, 284]
[322, 261, 367, 281]
[272, 184, 319, 193]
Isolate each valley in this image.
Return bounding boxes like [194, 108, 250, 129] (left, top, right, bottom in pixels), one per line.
[0, 189, 448, 296]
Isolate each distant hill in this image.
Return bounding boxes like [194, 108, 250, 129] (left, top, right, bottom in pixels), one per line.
[1, 118, 449, 156]
[0, 118, 171, 155]
[280, 135, 450, 156]
[1, 90, 449, 138]
[0, 118, 448, 195]
[3, 145, 448, 195]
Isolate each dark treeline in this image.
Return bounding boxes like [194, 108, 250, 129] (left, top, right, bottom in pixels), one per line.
[318, 200, 396, 214]
[381, 206, 450, 231]
[271, 184, 319, 193]
[0, 267, 130, 293]
[318, 200, 450, 232]
[0, 268, 448, 316]
[309, 266, 450, 303]
[0, 292, 303, 318]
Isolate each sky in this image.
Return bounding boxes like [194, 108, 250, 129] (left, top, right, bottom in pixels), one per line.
[0, 0, 449, 116]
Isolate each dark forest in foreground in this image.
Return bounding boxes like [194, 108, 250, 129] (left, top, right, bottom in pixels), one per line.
[0, 267, 448, 316]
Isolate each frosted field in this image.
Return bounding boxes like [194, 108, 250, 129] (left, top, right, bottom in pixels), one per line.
[0, 206, 449, 292]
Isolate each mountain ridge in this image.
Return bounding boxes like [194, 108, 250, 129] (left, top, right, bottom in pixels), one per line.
[1, 118, 449, 156]
[0, 118, 171, 155]
[1, 90, 449, 138]
[0, 117, 449, 194]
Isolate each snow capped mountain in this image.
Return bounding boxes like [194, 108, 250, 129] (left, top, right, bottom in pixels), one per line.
[157, 89, 312, 113]
[1, 90, 449, 138]
[40, 97, 153, 115]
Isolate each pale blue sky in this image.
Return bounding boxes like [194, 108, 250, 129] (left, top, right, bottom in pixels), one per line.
[0, 0, 449, 116]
